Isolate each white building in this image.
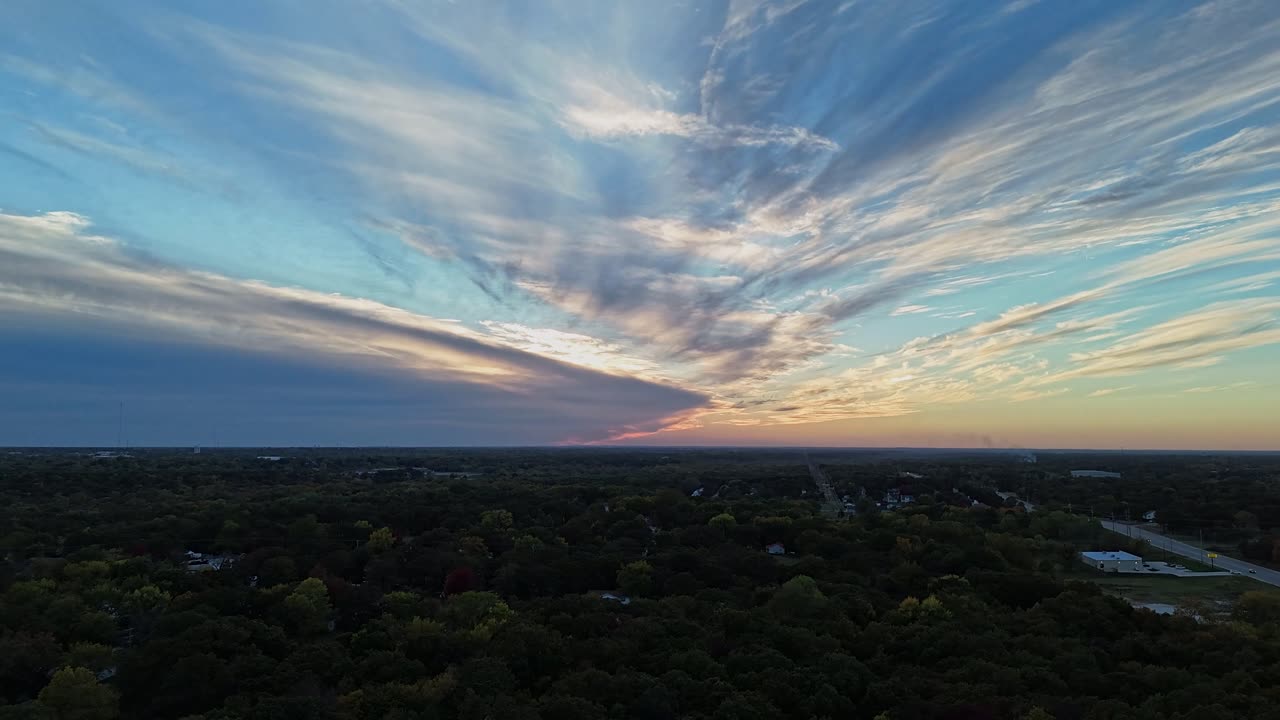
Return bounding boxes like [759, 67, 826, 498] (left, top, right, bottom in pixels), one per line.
[765, 542, 786, 555]
[1081, 551, 1142, 572]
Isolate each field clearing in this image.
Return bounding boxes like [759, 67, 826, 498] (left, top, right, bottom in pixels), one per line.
[1091, 574, 1278, 610]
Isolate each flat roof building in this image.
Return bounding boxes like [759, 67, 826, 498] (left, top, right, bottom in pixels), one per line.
[1081, 550, 1142, 573]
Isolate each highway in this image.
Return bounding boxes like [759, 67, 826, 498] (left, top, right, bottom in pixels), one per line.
[1099, 519, 1280, 588]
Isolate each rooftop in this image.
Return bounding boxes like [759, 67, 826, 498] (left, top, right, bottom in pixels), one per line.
[1082, 551, 1141, 562]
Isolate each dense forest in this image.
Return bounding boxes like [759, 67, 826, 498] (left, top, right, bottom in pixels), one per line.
[3, 449, 1280, 720]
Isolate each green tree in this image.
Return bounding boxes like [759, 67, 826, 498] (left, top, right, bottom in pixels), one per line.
[1234, 510, 1259, 530]
[123, 585, 169, 615]
[368, 527, 396, 553]
[382, 591, 428, 620]
[458, 535, 489, 559]
[617, 561, 653, 597]
[443, 592, 513, 641]
[214, 519, 244, 552]
[37, 667, 118, 720]
[514, 534, 545, 552]
[62, 643, 113, 673]
[481, 510, 514, 532]
[1235, 591, 1280, 625]
[0, 632, 62, 699]
[283, 578, 332, 636]
[258, 555, 298, 587]
[709, 513, 737, 532]
[768, 575, 827, 618]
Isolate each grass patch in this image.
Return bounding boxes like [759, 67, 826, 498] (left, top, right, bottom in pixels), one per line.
[1089, 574, 1277, 610]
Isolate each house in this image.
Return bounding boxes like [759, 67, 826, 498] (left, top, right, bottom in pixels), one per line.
[184, 550, 237, 572]
[1142, 510, 1157, 522]
[1071, 470, 1121, 478]
[765, 542, 786, 555]
[1081, 551, 1142, 572]
[597, 592, 631, 605]
[882, 489, 915, 508]
[690, 487, 704, 498]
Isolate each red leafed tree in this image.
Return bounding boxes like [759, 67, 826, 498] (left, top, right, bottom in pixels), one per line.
[444, 567, 476, 596]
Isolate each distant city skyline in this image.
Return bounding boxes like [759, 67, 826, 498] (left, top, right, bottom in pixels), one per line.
[2, 1, 1279, 449]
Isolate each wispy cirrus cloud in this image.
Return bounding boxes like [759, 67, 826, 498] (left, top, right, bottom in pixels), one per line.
[559, 89, 838, 151]
[1088, 386, 1133, 398]
[2, 0, 1279, 446]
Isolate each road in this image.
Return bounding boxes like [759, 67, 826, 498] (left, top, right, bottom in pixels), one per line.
[1100, 519, 1280, 588]
[805, 455, 844, 517]
[996, 491, 1034, 513]
[998, 492, 1280, 587]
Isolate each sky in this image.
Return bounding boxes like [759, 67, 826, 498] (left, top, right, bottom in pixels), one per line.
[2, 0, 1279, 449]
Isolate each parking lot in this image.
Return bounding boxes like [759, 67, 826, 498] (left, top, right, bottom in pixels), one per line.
[1127, 561, 1231, 578]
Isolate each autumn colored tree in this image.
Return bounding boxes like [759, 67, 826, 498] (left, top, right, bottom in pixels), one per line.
[444, 567, 477, 596]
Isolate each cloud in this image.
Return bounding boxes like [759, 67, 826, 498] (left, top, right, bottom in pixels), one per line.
[1038, 299, 1280, 383]
[158, 2, 1280, 415]
[0, 53, 157, 119]
[1088, 386, 1133, 397]
[966, 289, 1109, 337]
[4, 2, 1280, 444]
[1184, 381, 1258, 394]
[891, 304, 932, 316]
[1011, 387, 1069, 403]
[559, 90, 838, 151]
[27, 121, 179, 178]
[0, 210, 709, 442]
[478, 321, 661, 379]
